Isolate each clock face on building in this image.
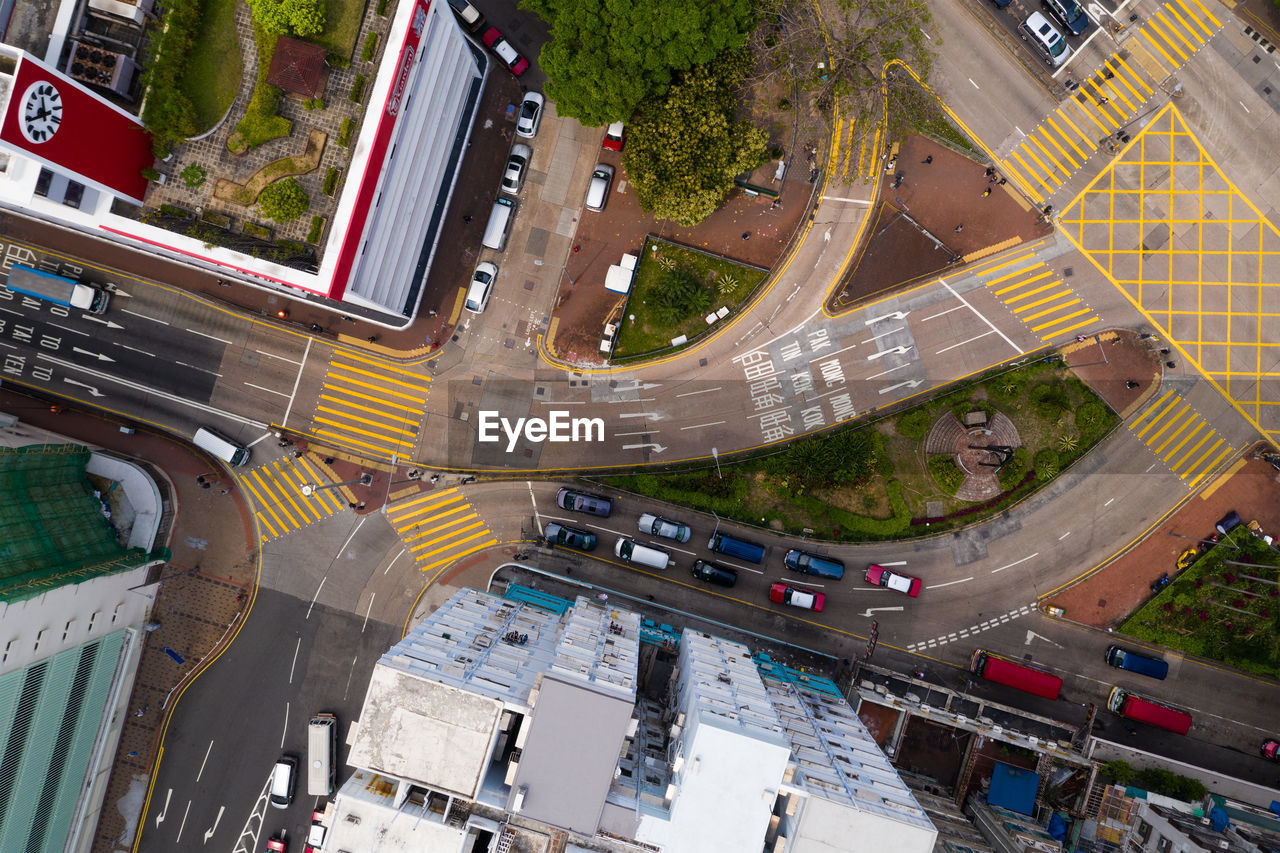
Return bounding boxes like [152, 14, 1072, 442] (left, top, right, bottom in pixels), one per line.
[20, 81, 62, 144]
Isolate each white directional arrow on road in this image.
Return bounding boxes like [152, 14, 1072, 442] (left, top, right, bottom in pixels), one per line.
[1024, 629, 1063, 648]
[618, 412, 665, 421]
[865, 310, 909, 325]
[861, 606, 905, 617]
[83, 315, 124, 329]
[879, 379, 924, 395]
[622, 442, 667, 453]
[202, 805, 224, 843]
[866, 345, 912, 361]
[63, 378, 104, 397]
[155, 788, 172, 826]
[72, 346, 115, 362]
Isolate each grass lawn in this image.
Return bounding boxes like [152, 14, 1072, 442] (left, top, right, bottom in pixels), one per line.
[313, 0, 368, 58]
[180, 0, 242, 131]
[612, 238, 768, 359]
[1120, 527, 1280, 679]
[602, 358, 1118, 542]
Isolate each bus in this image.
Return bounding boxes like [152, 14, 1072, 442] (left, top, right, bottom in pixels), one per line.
[307, 713, 337, 796]
[1107, 687, 1192, 735]
[970, 649, 1063, 700]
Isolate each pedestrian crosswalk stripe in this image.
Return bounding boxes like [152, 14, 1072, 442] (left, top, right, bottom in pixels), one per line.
[1141, 26, 1178, 66]
[1011, 288, 1072, 312]
[1179, 0, 1220, 28]
[1114, 56, 1154, 96]
[1032, 307, 1092, 332]
[242, 457, 346, 543]
[1002, 280, 1060, 301]
[1129, 393, 1234, 486]
[386, 488, 497, 569]
[1024, 299, 1081, 322]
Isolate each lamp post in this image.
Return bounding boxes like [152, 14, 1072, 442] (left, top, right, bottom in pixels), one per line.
[301, 473, 373, 497]
[1165, 530, 1237, 550]
[532, 258, 576, 287]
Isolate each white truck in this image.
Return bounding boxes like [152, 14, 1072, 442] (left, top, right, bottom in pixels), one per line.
[5, 264, 111, 314]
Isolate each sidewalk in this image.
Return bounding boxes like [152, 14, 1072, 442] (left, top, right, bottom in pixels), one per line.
[0, 388, 259, 853]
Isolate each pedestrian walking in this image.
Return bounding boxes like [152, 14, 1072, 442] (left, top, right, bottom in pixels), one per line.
[463, 214, 473, 224]
[921, 155, 933, 164]
[430, 474, 440, 483]
[982, 188, 991, 198]
[1098, 96, 1109, 105]
[741, 232, 750, 240]
[324, 457, 335, 465]
[367, 335, 379, 343]
[954, 224, 964, 232]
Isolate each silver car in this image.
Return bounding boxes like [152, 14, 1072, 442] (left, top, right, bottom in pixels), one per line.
[516, 92, 543, 139]
[501, 144, 531, 195]
[637, 512, 691, 543]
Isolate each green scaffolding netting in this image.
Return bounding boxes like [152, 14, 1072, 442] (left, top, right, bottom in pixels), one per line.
[0, 444, 151, 603]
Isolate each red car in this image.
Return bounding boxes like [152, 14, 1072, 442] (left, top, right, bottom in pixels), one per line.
[304, 808, 329, 852]
[770, 582, 825, 612]
[864, 564, 922, 597]
[480, 27, 529, 76]
[602, 121, 625, 151]
[266, 836, 287, 853]
[1263, 738, 1279, 761]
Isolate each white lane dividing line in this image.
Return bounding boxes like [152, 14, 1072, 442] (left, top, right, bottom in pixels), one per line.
[248, 432, 274, 448]
[676, 387, 721, 398]
[868, 362, 910, 379]
[281, 334, 313, 428]
[188, 328, 233, 345]
[614, 430, 661, 437]
[878, 560, 908, 566]
[680, 421, 725, 431]
[245, 382, 291, 398]
[927, 577, 974, 590]
[119, 344, 156, 357]
[1058, 531, 1071, 541]
[992, 552, 1038, 573]
[122, 309, 169, 325]
[176, 361, 222, 376]
[969, 77, 980, 89]
[1104, 498, 1115, 507]
[1239, 101, 1250, 114]
[939, 279, 1024, 354]
[49, 322, 89, 338]
[937, 329, 995, 355]
[920, 305, 965, 322]
[861, 327, 905, 344]
[808, 342, 858, 363]
[258, 350, 303, 365]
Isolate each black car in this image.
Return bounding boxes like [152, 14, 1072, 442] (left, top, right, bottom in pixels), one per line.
[544, 522, 597, 552]
[691, 560, 738, 588]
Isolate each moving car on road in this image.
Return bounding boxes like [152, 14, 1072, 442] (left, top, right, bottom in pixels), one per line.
[970, 649, 1062, 699]
[637, 512, 691, 543]
[516, 92, 543, 139]
[1107, 686, 1192, 735]
[770, 582, 825, 612]
[1263, 738, 1279, 761]
[480, 27, 529, 76]
[691, 560, 737, 587]
[269, 755, 297, 809]
[544, 522, 597, 551]
[1104, 645, 1168, 680]
[784, 549, 845, 580]
[864, 563, 922, 597]
[267, 835, 288, 853]
[556, 488, 612, 517]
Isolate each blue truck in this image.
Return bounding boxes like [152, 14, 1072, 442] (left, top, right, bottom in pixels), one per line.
[5, 264, 111, 314]
[1105, 645, 1168, 680]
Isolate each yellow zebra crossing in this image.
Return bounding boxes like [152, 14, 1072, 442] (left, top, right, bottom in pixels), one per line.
[386, 488, 498, 572]
[313, 351, 430, 462]
[976, 254, 1099, 342]
[243, 456, 346, 543]
[999, 0, 1223, 204]
[1128, 390, 1235, 487]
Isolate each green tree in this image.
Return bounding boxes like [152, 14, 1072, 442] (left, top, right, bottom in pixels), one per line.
[524, 0, 755, 126]
[258, 177, 310, 222]
[247, 0, 324, 36]
[624, 53, 768, 226]
[180, 163, 207, 189]
[896, 409, 931, 440]
[651, 265, 712, 324]
[1099, 760, 1135, 785]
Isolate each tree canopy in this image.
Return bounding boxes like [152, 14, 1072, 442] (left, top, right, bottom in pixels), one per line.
[522, 0, 755, 126]
[248, 0, 325, 37]
[258, 177, 310, 222]
[750, 0, 933, 133]
[622, 53, 768, 227]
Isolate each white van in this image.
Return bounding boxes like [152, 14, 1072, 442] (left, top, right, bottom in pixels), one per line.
[193, 427, 250, 467]
[483, 197, 516, 251]
[614, 537, 670, 570]
[269, 755, 297, 809]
